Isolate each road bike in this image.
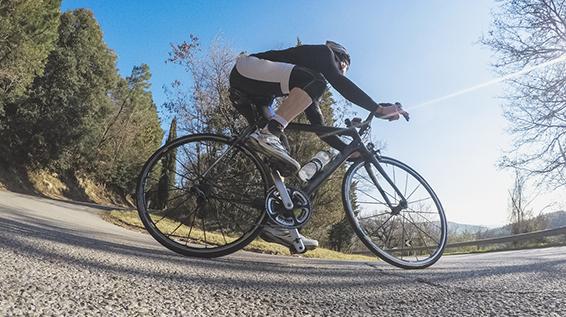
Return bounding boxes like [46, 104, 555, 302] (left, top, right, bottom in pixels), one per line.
[136, 89, 448, 269]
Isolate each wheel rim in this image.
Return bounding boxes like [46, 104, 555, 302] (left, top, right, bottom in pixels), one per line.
[345, 157, 447, 268]
[137, 135, 267, 255]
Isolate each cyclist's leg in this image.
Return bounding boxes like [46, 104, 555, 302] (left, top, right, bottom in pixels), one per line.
[231, 57, 322, 250]
[230, 55, 303, 173]
[266, 67, 327, 134]
[304, 100, 348, 152]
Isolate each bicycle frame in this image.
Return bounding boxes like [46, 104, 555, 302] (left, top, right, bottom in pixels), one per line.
[224, 107, 409, 211]
[282, 119, 408, 210]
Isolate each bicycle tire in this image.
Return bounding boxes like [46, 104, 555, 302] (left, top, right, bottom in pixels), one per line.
[136, 133, 269, 258]
[342, 156, 447, 269]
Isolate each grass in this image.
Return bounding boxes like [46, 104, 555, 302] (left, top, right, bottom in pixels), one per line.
[103, 210, 377, 261]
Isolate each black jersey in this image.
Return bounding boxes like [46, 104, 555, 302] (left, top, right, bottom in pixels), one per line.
[251, 45, 379, 112]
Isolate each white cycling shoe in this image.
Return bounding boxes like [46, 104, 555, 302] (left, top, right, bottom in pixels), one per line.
[248, 129, 300, 176]
[261, 223, 319, 251]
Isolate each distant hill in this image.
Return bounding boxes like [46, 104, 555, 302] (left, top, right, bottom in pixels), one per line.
[545, 210, 566, 228]
[466, 210, 566, 238]
[447, 222, 489, 234]
[453, 210, 566, 238]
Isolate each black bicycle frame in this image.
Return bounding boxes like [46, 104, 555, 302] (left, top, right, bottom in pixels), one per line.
[284, 122, 407, 209]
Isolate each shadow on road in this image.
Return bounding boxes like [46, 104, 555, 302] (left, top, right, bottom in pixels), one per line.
[2, 206, 565, 291]
[0, 210, 392, 289]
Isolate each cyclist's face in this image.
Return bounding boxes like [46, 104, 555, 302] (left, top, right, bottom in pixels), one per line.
[339, 61, 348, 75]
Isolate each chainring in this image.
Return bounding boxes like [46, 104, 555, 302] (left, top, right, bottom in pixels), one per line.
[265, 186, 312, 229]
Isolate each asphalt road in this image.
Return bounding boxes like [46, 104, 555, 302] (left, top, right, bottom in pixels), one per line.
[1, 190, 564, 316]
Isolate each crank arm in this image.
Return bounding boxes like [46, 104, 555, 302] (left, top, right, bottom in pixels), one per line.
[289, 228, 305, 253]
[271, 170, 294, 210]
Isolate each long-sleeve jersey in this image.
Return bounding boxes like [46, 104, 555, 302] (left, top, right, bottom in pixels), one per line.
[251, 44, 379, 112]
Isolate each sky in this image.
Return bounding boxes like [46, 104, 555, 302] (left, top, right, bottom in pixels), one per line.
[61, 0, 565, 226]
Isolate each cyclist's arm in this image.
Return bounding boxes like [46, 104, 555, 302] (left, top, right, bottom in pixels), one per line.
[314, 47, 380, 112]
[317, 49, 409, 121]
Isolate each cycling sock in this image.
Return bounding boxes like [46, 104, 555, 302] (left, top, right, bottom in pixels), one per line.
[265, 119, 283, 137]
[271, 114, 288, 128]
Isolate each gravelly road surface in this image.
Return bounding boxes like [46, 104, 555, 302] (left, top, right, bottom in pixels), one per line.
[1, 191, 565, 316]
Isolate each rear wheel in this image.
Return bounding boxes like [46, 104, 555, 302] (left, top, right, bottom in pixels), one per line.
[136, 134, 269, 258]
[342, 156, 447, 269]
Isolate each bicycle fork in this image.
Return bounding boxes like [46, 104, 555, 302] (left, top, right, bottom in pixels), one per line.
[365, 157, 408, 214]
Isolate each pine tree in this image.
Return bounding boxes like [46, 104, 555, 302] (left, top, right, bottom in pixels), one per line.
[156, 118, 177, 209]
[0, 0, 61, 115]
[1, 9, 117, 168]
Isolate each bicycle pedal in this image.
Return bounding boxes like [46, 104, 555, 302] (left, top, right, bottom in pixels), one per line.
[289, 229, 306, 253]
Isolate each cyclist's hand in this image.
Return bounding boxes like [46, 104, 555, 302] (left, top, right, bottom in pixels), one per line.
[375, 102, 410, 122]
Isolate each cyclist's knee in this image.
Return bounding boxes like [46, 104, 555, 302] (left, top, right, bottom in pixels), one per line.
[289, 66, 327, 101]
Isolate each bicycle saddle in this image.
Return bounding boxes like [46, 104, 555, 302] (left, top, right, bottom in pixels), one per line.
[229, 87, 274, 126]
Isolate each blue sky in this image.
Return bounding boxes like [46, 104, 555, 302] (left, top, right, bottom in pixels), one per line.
[61, 1, 564, 226]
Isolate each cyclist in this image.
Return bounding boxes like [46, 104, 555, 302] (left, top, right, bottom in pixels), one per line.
[229, 41, 409, 250]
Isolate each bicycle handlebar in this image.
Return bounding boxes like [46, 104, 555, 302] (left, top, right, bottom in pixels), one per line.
[344, 112, 374, 136]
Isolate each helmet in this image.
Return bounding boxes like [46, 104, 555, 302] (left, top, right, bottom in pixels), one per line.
[326, 40, 350, 66]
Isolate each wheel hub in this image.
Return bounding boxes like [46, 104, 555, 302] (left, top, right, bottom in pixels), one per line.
[189, 183, 213, 216]
[391, 199, 408, 215]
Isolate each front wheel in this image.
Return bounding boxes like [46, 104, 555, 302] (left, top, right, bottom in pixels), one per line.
[342, 156, 447, 269]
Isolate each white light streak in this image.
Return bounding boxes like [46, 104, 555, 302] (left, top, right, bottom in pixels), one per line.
[407, 55, 566, 111]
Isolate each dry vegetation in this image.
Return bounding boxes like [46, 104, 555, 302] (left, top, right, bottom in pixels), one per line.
[105, 210, 377, 261]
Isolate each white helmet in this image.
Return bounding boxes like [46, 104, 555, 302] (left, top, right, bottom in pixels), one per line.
[326, 40, 351, 66]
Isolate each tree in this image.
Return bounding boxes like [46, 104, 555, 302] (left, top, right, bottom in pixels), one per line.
[508, 169, 533, 234]
[1, 9, 117, 168]
[0, 0, 61, 115]
[165, 35, 244, 135]
[482, 0, 566, 188]
[328, 217, 355, 251]
[508, 168, 548, 234]
[165, 36, 352, 246]
[156, 117, 177, 209]
[95, 64, 163, 192]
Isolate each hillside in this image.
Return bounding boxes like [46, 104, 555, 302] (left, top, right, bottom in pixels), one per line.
[450, 211, 566, 239]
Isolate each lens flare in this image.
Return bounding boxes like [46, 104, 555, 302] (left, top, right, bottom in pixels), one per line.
[407, 55, 566, 111]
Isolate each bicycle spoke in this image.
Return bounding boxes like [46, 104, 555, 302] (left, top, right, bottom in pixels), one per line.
[358, 211, 391, 221]
[400, 214, 407, 259]
[202, 214, 207, 248]
[167, 221, 184, 237]
[402, 212, 439, 248]
[181, 144, 202, 178]
[215, 205, 228, 245]
[408, 214, 432, 261]
[404, 172, 409, 197]
[185, 207, 198, 246]
[357, 168, 399, 204]
[405, 183, 422, 201]
[405, 208, 442, 230]
[402, 208, 438, 215]
[356, 188, 387, 205]
[407, 197, 432, 205]
[367, 214, 393, 239]
[357, 201, 389, 206]
[144, 175, 187, 192]
[202, 143, 237, 177]
[174, 156, 199, 181]
[385, 217, 396, 249]
[391, 164, 397, 201]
